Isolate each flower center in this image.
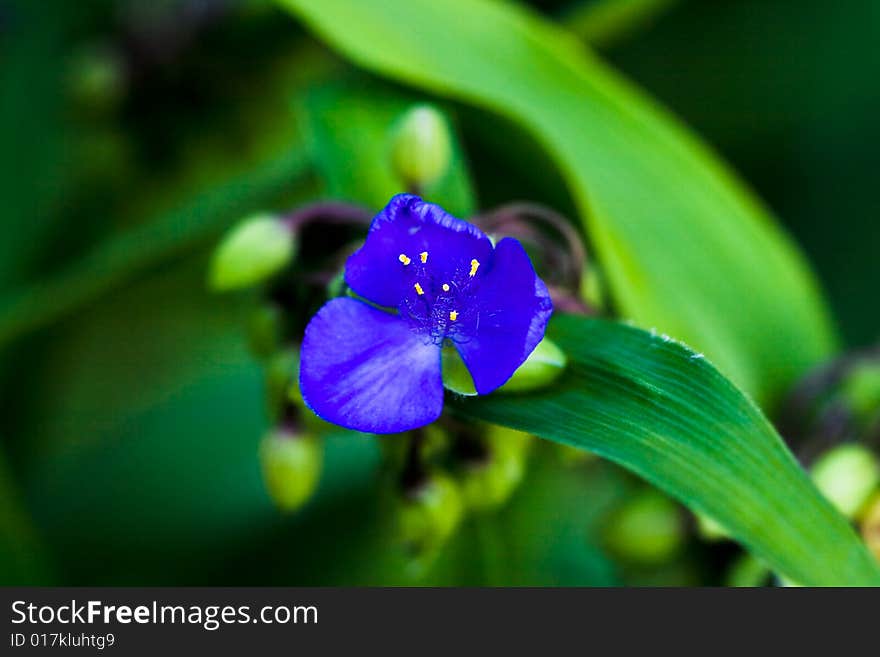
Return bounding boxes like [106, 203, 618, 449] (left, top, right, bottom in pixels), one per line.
[396, 251, 482, 345]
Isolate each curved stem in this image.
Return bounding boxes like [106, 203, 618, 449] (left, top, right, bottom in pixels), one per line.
[282, 200, 374, 231]
[482, 202, 588, 282]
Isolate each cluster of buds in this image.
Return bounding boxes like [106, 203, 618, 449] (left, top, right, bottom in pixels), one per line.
[390, 421, 533, 567]
[208, 103, 598, 560]
[778, 346, 880, 540]
[209, 202, 374, 512]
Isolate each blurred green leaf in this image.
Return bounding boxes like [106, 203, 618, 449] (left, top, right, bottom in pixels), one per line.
[0, 451, 51, 584]
[19, 258, 382, 584]
[280, 0, 836, 405]
[0, 0, 72, 289]
[453, 315, 880, 586]
[0, 147, 309, 348]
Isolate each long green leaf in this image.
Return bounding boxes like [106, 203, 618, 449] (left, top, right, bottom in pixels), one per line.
[279, 0, 836, 405]
[452, 315, 880, 586]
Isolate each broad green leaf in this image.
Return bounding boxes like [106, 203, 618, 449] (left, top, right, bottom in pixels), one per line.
[280, 0, 836, 405]
[453, 315, 880, 586]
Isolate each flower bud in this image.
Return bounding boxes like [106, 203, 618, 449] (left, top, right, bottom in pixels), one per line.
[778, 349, 880, 465]
[840, 362, 880, 423]
[68, 44, 126, 115]
[602, 491, 685, 565]
[554, 442, 598, 465]
[860, 493, 880, 561]
[458, 426, 531, 513]
[265, 349, 298, 419]
[810, 444, 879, 519]
[390, 105, 453, 191]
[209, 214, 296, 291]
[398, 472, 463, 557]
[259, 428, 323, 513]
[442, 339, 566, 397]
[695, 511, 729, 542]
[580, 262, 606, 312]
[499, 338, 567, 393]
[725, 554, 770, 587]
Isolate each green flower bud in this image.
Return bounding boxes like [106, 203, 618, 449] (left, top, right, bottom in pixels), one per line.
[265, 349, 298, 419]
[259, 428, 323, 513]
[209, 214, 296, 291]
[860, 493, 880, 562]
[499, 338, 567, 393]
[554, 442, 598, 466]
[459, 426, 531, 513]
[840, 363, 880, 423]
[725, 554, 770, 587]
[580, 261, 606, 311]
[68, 44, 126, 115]
[602, 491, 685, 565]
[811, 444, 880, 518]
[391, 105, 453, 191]
[398, 472, 463, 556]
[695, 511, 729, 542]
[442, 339, 566, 396]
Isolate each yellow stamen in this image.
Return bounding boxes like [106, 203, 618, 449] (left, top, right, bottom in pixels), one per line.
[449, 310, 458, 322]
[469, 259, 480, 277]
[442, 283, 450, 292]
[398, 253, 411, 265]
[414, 283, 424, 296]
[420, 251, 429, 263]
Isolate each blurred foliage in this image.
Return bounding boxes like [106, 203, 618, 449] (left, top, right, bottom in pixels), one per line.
[1, 0, 878, 585]
[598, 0, 880, 347]
[281, 0, 835, 407]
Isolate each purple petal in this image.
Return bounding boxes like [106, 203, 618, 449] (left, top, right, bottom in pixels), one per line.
[299, 297, 443, 433]
[455, 238, 553, 394]
[345, 194, 493, 308]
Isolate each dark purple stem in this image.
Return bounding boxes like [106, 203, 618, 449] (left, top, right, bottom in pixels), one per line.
[776, 343, 880, 465]
[281, 201, 374, 232]
[474, 202, 595, 314]
[478, 202, 588, 286]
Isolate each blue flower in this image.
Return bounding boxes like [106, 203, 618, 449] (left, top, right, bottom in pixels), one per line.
[299, 194, 553, 434]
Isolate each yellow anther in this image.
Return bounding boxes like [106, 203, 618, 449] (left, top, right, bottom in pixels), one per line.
[420, 251, 429, 263]
[469, 259, 480, 277]
[414, 283, 424, 296]
[398, 253, 411, 266]
[442, 283, 450, 292]
[449, 310, 458, 322]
